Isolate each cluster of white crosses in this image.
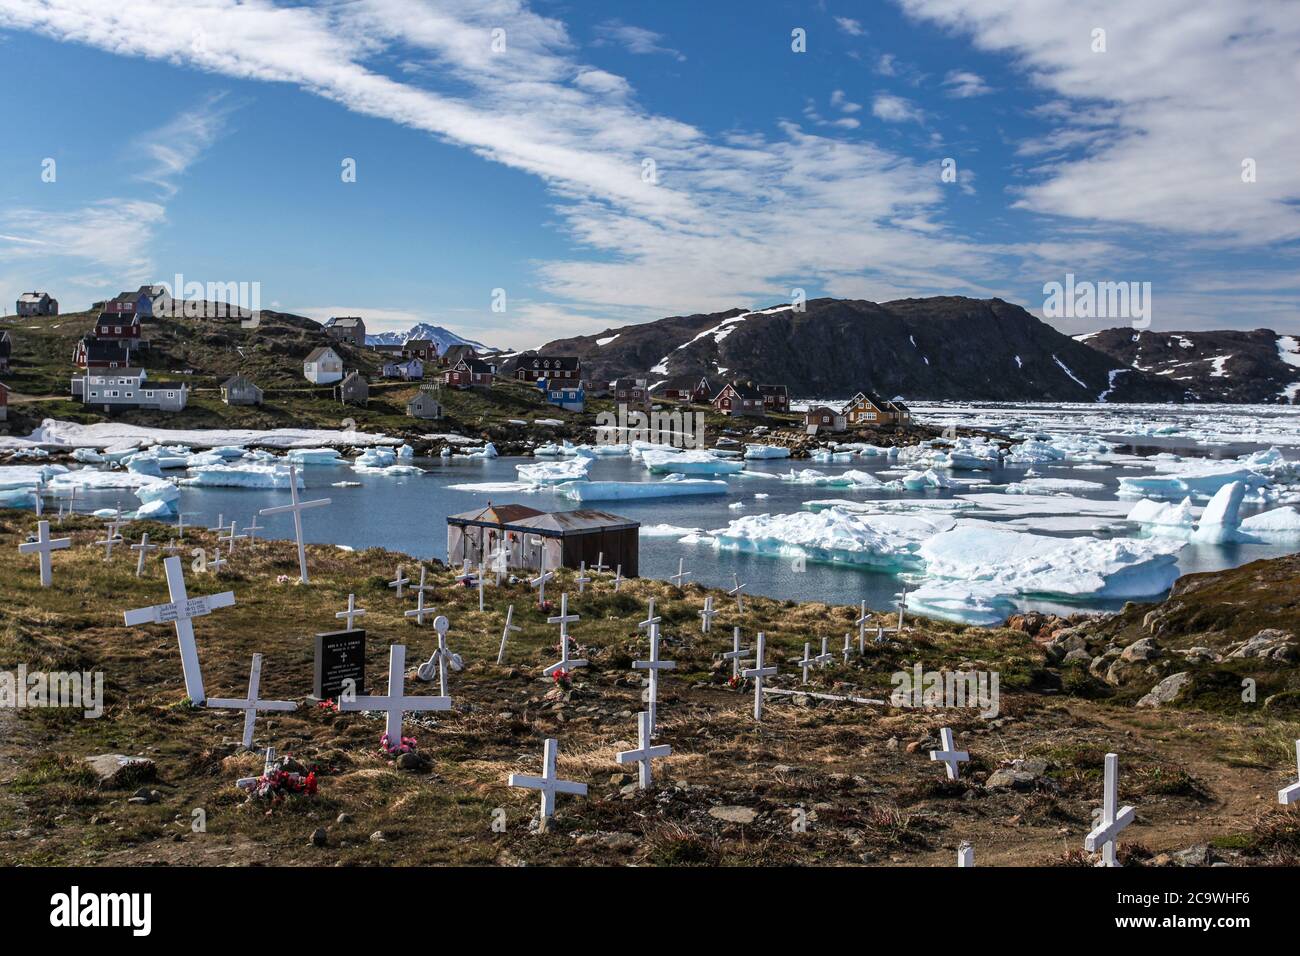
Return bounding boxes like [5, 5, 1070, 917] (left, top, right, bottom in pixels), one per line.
[17, 506, 1300, 858]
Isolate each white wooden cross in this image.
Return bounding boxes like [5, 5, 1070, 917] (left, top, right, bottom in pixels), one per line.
[412, 564, 434, 597]
[489, 544, 510, 585]
[19, 520, 71, 587]
[236, 746, 281, 791]
[743, 631, 777, 721]
[242, 514, 265, 543]
[592, 552, 608, 574]
[855, 600, 871, 653]
[336, 593, 367, 631]
[842, 632, 852, 664]
[617, 711, 672, 790]
[30, 485, 43, 516]
[477, 561, 487, 611]
[417, 616, 463, 695]
[258, 464, 330, 584]
[544, 593, 587, 676]
[339, 644, 451, 743]
[507, 738, 586, 823]
[162, 538, 182, 555]
[131, 532, 158, 577]
[929, 727, 969, 781]
[634, 614, 675, 736]
[497, 604, 521, 664]
[728, 573, 746, 613]
[1278, 740, 1300, 805]
[207, 653, 297, 749]
[54, 486, 76, 524]
[613, 565, 623, 592]
[388, 565, 410, 599]
[208, 548, 228, 574]
[405, 587, 435, 626]
[723, 627, 747, 680]
[455, 559, 477, 588]
[175, 511, 198, 539]
[208, 513, 226, 533]
[218, 520, 247, 553]
[798, 642, 815, 684]
[957, 842, 974, 867]
[698, 595, 717, 634]
[575, 561, 591, 595]
[638, 597, 661, 633]
[96, 520, 124, 559]
[814, 636, 833, 669]
[670, 558, 691, 589]
[530, 567, 554, 607]
[123, 555, 235, 704]
[1084, 752, 1135, 867]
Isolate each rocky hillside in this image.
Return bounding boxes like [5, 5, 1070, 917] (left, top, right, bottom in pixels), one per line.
[511, 297, 1190, 402]
[1079, 328, 1300, 404]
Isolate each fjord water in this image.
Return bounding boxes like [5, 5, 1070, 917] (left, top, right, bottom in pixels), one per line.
[63, 438, 1300, 619]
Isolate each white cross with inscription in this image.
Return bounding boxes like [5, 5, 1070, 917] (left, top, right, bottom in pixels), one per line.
[405, 587, 435, 626]
[727, 574, 746, 613]
[497, 604, 522, 664]
[530, 567, 554, 607]
[670, 558, 691, 589]
[723, 627, 747, 680]
[218, 521, 247, 553]
[123, 555, 235, 704]
[336, 593, 367, 631]
[814, 636, 833, 669]
[797, 642, 815, 684]
[388, 565, 410, 599]
[698, 595, 717, 634]
[929, 727, 970, 781]
[1278, 740, 1300, 805]
[743, 631, 777, 721]
[339, 643, 451, 743]
[1084, 752, 1135, 867]
[957, 842, 974, 867]
[242, 514, 265, 542]
[617, 711, 672, 790]
[634, 614, 675, 736]
[131, 532, 158, 577]
[258, 464, 331, 584]
[19, 520, 71, 587]
[575, 561, 591, 595]
[207, 653, 297, 749]
[544, 593, 587, 676]
[508, 738, 587, 823]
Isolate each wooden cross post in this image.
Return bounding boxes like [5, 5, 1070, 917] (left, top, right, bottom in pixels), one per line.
[18, 520, 71, 587]
[929, 727, 970, 781]
[258, 464, 331, 584]
[131, 532, 158, 577]
[544, 593, 587, 676]
[507, 738, 586, 824]
[336, 593, 367, 631]
[634, 608, 675, 736]
[337, 644, 451, 744]
[388, 565, 410, 599]
[206, 653, 297, 749]
[670, 558, 691, 589]
[497, 604, 522, 664]
[743, 632, 777, 721]
[616, 711, 672, 790]
[722, 627, 747, 680]
[1084, 752, 1135, 867]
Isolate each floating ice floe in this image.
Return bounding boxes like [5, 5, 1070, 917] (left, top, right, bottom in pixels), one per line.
[397, 444, 414, 459]
[49, 468, 168, 492]
[0, 464, 67, 490]
[446, 481, 541, 494]
[288, 447, 344, 466]
[455, 442, 499, 460]
[516, 458, 592, 484]
[811, 449, 854, 464]
[641, 449, 744, 476]
[1004, 477, 1107, 495]
[72, 448, 105, 464]
[640, 523, 706, 538]
[781, 468, 885, 489]
[0, 488, 36, 508]
[1117, 463, 1268, 501]
[899, 468, 956, 491]
[556, 478, 729, 501]
[179, 464, 303, 489]
[710, 507, 949, 570]
[1238, 506, 1300, 541]
[743, 444, 791, 460]
[1189, 482, 1246, 543]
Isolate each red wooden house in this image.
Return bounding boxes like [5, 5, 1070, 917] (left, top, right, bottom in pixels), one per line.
[444, 355, 496, 389]
[712, 381, 766, 417]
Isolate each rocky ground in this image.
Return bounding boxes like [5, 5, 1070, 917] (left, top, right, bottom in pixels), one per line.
[1, 511, 1298, 867]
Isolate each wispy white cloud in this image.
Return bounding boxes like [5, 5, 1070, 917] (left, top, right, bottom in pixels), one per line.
[592, 19, 685, 61]
[136, 90, 236, 197]
[834, 16, 866, 37]
[872, 92, 925, 123]
[942, 69, 991, 98]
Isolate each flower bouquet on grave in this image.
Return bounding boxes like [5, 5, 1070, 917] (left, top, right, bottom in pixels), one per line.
[238, 761, 318, 801]
[726, 674, 743, 690]
[539, 599, 555, 613]
[316, 698, 340, 713]
[379, 733, 418, 756]
[551, 668, 572, 691]
[275, 574, 292, 584]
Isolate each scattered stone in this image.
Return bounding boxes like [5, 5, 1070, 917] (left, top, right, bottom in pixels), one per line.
[709, 806, 758, 824]
[1226, 629, 1298, 662]
[85, 754, 156, 790]
[336, 813, 352, 824]
[310, 827, 327, 847]
[369, 830, 387, 843]
[1120, 637, 1161, 662]
[396, 751, 432, 772]
[1137, 672, 1192, 709]
[1171, 844, 1213, 867]
[986, 769, 1037, 791]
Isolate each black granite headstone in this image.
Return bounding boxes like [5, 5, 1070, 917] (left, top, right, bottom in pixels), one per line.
[312, 629, 366, 701]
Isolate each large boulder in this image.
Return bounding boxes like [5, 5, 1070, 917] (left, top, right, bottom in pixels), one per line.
[1137, 672, 1192, 709]
[84, 754, 156, 790]
[1226, 629, 1298, 662]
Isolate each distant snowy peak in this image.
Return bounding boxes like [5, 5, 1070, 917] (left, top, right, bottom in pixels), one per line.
[365, 322, 491, 353]
[1083, 328, 1300, 404]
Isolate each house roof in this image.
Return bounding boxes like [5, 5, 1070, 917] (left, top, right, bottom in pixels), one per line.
[804, 405, 842, 416]
[612, 377, 647, 388]
[508, 509, 640, 536]
[338, 370, 366, 384]
[326, 316, 364, 328]
[847, 390, 888, 410]
[448, 503, 547, 527]
[720, 381, 764, 401]
[526, 354, 581, 371]
[758, 383, 788, 396]
[304, 346, 340, 364]
[18, 292, 50, 302]
[77, 337, 131, 362]
[455, 356, 494, 373]
[221, 374, 259, 389]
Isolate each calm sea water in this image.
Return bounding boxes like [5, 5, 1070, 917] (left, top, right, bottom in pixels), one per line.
[60, 438, 1299, 619]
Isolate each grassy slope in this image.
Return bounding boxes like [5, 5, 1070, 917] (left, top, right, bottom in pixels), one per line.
[2, 511, 1298, 866]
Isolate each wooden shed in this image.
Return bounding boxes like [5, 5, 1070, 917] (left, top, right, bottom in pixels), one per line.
[446, 504, 639, 576]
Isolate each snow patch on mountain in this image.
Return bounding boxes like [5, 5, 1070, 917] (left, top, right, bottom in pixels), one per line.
[365, 322, 491, 353]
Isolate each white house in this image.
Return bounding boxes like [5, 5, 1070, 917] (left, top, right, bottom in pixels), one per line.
[303, 345, 344, 384]
[72, 369, 188, 412]
[16, 292, 58, 317]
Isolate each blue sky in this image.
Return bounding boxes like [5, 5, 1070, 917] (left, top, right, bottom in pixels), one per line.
[1, 0, 1296, 348]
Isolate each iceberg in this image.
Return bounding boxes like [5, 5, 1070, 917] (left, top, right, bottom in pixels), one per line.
[179, 464, 303, 489]
[455, 442, 499, 460]
[517, 458, 592, 484]
[899, 469, 955, 491]
[1238, 506, 1300, 542]
[354, 447, 397, 468]
[49, 469, 168, 492]
[1117, 464, 1268, 501]
[134, 499, 175, 520]
[556, 479, 728, 501]
[288, 448, 344, 466]
[641, 449, 745, 476]
[743, 444, 791, 460]
[1005, 477, 1107, 495]
[781, 468, 885, 489]
[1190, 481, 1246, 543]
[72, 448, 105, 464]
[709, 508, 944, 570]
[6, 418, 399, 451]
[396, 444, 415, 459]
[0, 464, 67, 490]
[0, 488, 36, 509]
[640, 523, 706, 538]
[1126, 497, 1197, 538]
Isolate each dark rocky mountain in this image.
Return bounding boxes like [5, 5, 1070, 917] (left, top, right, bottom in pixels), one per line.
[1079, 328, 1300, 404]
[512, 296, 1195, 402]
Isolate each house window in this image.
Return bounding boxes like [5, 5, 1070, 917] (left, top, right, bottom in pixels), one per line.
[167, 391, 175, 399]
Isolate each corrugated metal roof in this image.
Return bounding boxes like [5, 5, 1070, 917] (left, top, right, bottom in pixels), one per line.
[509, 509, 640, 535]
